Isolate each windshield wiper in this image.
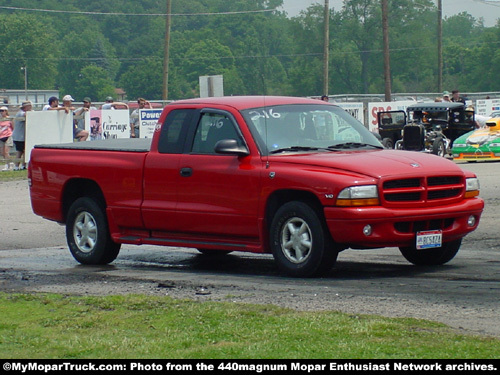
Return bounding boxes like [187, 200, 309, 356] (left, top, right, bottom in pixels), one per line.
[328, 142, 383, 150]
[269, 146, 322, 154]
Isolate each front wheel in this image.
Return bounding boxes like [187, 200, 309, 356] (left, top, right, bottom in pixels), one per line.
[399, 238, 462, 266]
[382, 137, 394, 149]
[66, 197, 121, 265]
[270, 201, 338, 277]
[432, 138, 446, 157]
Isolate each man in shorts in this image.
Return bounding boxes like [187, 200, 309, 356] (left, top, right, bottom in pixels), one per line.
[11, 101, 32, 170]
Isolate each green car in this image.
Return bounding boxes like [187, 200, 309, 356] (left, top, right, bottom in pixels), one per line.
[452, 118, 500, 161]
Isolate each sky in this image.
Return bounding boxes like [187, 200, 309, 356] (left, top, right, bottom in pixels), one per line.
[280, 0, 500, 27]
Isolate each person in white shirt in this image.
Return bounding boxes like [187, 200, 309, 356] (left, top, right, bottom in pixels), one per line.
[43, 96, 70, 113]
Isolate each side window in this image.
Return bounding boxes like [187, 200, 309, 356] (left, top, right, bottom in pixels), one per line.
[191, 113, 240, 154]
[158, 109, 194, 154]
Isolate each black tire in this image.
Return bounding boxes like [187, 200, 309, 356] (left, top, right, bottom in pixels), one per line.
[399, 238, 462, 266]
[66, 197, 121, 265]
[432, 138, 446, 157]
[382, 137, 394, 149]
[270, 201, 338, 277]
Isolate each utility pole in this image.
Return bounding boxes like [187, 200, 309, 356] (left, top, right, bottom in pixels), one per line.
[323, 0, 329, 97]
[437, 0, 443, 92]
[382, 0, 391, 102]
[163, 0, 172, 101]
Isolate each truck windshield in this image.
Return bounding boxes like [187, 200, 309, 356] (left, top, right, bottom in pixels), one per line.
[241, 104, 381, 155]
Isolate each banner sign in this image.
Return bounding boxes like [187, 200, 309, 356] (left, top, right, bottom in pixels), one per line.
[139, 109, 163, 138]
[476, 99, 500, 117]
[336, 103, 364, 125]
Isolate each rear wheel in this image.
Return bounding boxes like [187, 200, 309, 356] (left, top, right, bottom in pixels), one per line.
[66, 197, 121, 265]
[270, 201, 338, 277]
[399, 239, 462, 266]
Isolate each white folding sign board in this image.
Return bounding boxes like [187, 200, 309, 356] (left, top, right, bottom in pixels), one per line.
[25, 111, 74, 162]
[91, 109, 130, 139]
[139, 109, 163, 138]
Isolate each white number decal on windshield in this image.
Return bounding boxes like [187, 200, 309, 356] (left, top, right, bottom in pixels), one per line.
[248, 109, 281, 120]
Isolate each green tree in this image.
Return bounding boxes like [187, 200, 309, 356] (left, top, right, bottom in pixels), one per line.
[0, 14, 59, 90]
[119, 58, 163, 100]
[89, 39, 120, 81]
[338, 0, 382, 94]
[73, 65, 115, 102]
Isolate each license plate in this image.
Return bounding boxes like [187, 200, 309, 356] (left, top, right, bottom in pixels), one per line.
[416, 230, 442, 249]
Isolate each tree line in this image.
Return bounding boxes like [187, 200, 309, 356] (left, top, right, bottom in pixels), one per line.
[0, 0, 498, 102]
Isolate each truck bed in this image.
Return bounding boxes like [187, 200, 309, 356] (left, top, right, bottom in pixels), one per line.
[34, 138, 152, 152]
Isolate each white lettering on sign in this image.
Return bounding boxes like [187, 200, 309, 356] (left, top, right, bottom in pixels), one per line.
[141, 111, 161, 120]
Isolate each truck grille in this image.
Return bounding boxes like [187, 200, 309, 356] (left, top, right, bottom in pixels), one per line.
[382, 176, 463, 206]
[402, 124, 424, 151]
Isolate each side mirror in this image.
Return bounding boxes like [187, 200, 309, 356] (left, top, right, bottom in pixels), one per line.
[214, 139, 249, 157]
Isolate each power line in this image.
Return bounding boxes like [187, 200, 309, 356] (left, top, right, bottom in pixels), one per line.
[0, 5, 276, 17]
[1, 39, 499, 63]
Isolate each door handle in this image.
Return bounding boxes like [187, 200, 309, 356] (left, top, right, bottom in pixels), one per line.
[180, 167, 193, 177]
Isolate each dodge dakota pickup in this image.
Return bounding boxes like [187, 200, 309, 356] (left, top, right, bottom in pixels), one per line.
[29, 96, 484, 277]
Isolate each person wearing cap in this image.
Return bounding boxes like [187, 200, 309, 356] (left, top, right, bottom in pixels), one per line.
[43, 96, 71, 113]
[62, 95, 88, 141]
[130, 97, 152, 138]
[101, 96, 114, 110]
[466, 105, 491, 128]
[74, 97, 97, 140]
[11, 101, 32, 170]
[442, 91, 451, 102]
[0, 106, 14, 171]
[101, 96, 127, 110]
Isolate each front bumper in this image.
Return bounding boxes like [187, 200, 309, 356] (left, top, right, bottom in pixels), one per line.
[453, 151, 500, 161]
[324, 198, 484, 248]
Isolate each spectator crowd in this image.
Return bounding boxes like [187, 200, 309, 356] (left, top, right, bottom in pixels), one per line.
[1, 96, 152, 171]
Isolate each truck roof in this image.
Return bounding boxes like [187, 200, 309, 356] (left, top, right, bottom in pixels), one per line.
[169, 96, 330, 110]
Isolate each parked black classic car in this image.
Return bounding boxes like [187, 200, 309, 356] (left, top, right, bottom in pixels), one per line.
[377, 102, 476, 156]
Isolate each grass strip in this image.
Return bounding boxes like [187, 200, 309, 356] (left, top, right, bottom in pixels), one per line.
[0, 293, 498, 359]
[0, 169, 27, 181]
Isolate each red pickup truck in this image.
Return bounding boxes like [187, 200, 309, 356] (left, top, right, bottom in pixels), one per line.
[29, 96, 484, 277]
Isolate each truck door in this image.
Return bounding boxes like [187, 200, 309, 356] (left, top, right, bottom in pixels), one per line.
[377, 110, 406, 149]
[142, 109, 195, 231]
[175, 110, 261, 239]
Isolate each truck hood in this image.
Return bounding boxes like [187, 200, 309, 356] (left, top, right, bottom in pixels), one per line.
[268, 150, 463, 179]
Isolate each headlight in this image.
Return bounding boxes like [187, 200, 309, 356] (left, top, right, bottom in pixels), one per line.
[465, 177, 480, 198]
[489, 143, 500, 147]
[336, 185, 380, 206]
[453, 143, 466, 148]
